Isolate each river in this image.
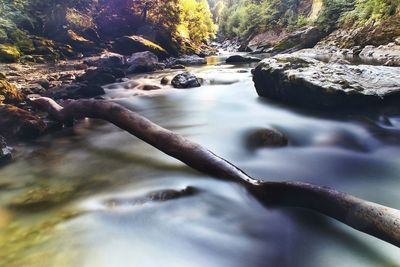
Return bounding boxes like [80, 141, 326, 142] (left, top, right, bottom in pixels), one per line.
[0, 53, 399, 266]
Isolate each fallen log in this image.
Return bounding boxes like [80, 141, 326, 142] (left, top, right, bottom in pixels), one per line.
[30, 97, 400, 247]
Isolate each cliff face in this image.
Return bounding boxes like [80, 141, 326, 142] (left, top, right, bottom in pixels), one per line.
[233, 0, 399, 53]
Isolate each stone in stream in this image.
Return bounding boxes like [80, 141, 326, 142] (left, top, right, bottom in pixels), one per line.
[171, 72, 201, 89]
[103, 186, 198, 208]
[252, 54, 400, 109]
[226, 55, 261, 63]
[0, 136, 12, 164]
[77, 67, 126, 85]
[245, 128, 288, 149]
[160, 76, 171, 85]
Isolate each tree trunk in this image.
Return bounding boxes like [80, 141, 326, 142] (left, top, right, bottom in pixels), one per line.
[30, 97, 400, 247]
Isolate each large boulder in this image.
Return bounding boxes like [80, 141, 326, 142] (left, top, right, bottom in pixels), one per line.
[171, 72, 201, 89]
[359, 43, 400, 66]
[252, 54, 400, 109]
[0, 80, 25, 104]
[226, 55, 261, 63]
[112, 35, 168, 59]
[127, 51, 160, 74]
[0, 105, 46, 139]
[0, 44, 20, 62]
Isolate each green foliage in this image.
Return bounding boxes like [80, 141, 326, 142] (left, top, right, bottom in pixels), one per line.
[219, 0, 306, 39]
[339, 0, 400, 26]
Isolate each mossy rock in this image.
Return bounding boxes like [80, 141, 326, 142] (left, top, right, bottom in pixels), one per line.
[0, 44, 21, 62]
[0, 105, 46, 139]
[0, 80, 24, 104]
[112, 35, 168, 59]
[9, 29, 35, 54]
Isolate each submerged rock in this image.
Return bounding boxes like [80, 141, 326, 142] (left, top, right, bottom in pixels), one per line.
[160, 76, 171, 85]
[0, 105, 46, 139]
[245, 128, 288, 149]
[226, 55, 261, 63]
[127, 51, 160, 74]
[171, 72, 201, 88]
[252, 54, 400, 109]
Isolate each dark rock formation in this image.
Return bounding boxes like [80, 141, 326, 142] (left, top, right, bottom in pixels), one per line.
[171, 72, 201, 89]
[45, 83, 105, 100]
[126, 51, 160, 74]
[226, 55, 261, 63]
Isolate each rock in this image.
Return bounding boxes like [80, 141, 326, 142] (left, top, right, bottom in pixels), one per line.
[77, 67, 125, 86]
[161, 76, 170, 85]
[0, 136, 12, 164]
[359, 44, 400, 66]
[0, 80, 25, 104]
[45, 83, 105, 100]
[171, 72, 201, 89]
[139, 84, 162, 91]
[252, 54, 400, 109]
[0, 73, 5, 79]
[272, 27, 323, 54]
[34, 79, 50, 89]
[84, 53, 125, 68]
[170, 64, 186, 69]
[396, 37, 400, 45]
[112, 35, 168, 58]
[0, 105, 46, 139]
[226, 55, 261, 63]
[169, 55, 206, 66]
[22, 83, 46, 95]
[245, 128, 288, 149]
[0, 44, 20, 63]
[127, 51, 159, 74]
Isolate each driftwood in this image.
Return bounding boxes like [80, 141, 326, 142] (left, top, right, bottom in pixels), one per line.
[30, 97, 400, 247]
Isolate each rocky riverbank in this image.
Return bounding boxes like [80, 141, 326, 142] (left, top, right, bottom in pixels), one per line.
[0, 48, 210, 163]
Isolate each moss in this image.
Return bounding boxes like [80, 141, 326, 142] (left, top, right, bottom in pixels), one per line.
[8, 183, 76, 211]
[9, 29, 35, 54]
[0, 44, 21, 62]
[0, 80, 24, 104]
[0, 210, 81, 267]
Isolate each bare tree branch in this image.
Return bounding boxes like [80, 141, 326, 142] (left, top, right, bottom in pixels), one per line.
[30, 97, 400, 247]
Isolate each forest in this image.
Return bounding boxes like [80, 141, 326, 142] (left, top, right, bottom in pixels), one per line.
[0, 0, 400, 266]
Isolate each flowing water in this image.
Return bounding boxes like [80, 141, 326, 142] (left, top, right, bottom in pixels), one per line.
[1, 54, 400, 266]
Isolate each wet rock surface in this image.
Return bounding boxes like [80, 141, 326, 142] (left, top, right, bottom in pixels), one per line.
[0, 79, 25, 104]
[253, 54, 400, 109]
[0, 136, 12, 164]
[171, 72, 201, 89]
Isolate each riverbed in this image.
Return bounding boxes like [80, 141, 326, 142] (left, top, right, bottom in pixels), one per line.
[0, 54, 399, 266]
